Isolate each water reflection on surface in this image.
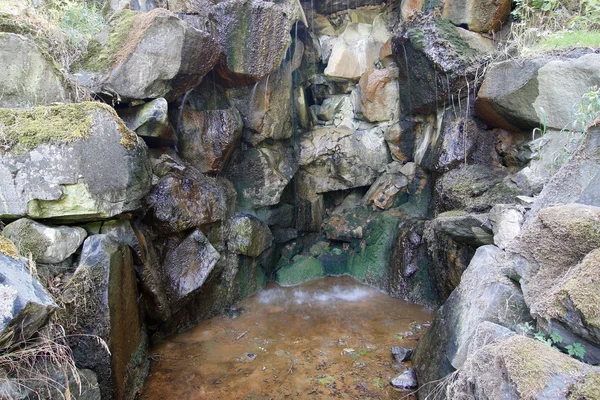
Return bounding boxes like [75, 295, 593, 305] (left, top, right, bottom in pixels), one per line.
[140, 276, 432, 400]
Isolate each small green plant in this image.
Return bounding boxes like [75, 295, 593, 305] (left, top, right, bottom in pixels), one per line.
[373, 377, 384, 389]
[573, 86, 600, 132]
[565, 343, 586, 360]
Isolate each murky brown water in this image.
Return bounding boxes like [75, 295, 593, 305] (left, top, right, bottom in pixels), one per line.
[140, 276, 432, 400]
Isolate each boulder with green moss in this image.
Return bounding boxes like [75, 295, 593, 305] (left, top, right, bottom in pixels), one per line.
[391, 15, 482, 114]
[0, 102, 152, 221]
[276, 255, 325, 286]
[2, 218, 86, 264]
[227, 213, 274, 257]
[76, 8, 220, 102]
[0, 237, 57, 348]
[447, 334, 599, 399]
[0, 33, 73, 108]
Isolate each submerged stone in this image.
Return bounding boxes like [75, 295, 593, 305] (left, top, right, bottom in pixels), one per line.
[390, 368, 417, 389]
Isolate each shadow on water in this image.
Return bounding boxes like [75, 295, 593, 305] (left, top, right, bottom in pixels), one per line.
[140, 276, 432, 400]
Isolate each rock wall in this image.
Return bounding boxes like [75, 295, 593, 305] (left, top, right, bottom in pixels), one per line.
[1, 0, 600, 398]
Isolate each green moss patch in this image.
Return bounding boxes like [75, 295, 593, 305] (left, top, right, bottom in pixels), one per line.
[2, 219, 51, 261]
[77, 9, 136, 72]
[0, 102, 136, 153]
[0, 236, 19, 259]
[571, 372, 600, 400]
[276, 256, 325, 287]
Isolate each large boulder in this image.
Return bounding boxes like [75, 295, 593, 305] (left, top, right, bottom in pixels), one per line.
[61, 235, 147, 400]
[227, 213, 273, 257]
[0, 33, 72, 108]
[116, 98, 176, 147]
[525, 120, 600, 220]
[324, 17, 391, 79]
[225, 140, 298, 209]
[392, 16, 481, 114]
[276, 255, 325, 287]
[3, 218, 86, 264]
[476, 54, 600, 132]
[0, 237, 56, 347]
[177, 82, 244, 174]
[161, 230, 221, 312]
[447, 334, 599, 400]
[213, 0, 303, 85]
[299, 125, 390, 193]
[0, 102, 152, 221]
[148, 172, 236, 233]
[441, 0, 512, 32]
[76, 9, 220, 102]
[226, 61, 293, 145]
[413, 245, 530, 396]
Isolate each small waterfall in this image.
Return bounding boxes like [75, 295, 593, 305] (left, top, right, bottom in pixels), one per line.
[177, 89, 192, 130]
[402, 43, 412, 111]
[264, 74, 270, 108]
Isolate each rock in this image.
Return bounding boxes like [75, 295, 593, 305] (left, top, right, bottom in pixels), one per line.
[476, 54, 600, 132]
[299, 125, 390, 193]
[358, 67, 400, 123]
[255, 204, 295, 228]
[149, 173, 236, 233]
[442, 0, 511, 32]
[273, 228, 298, 244]
[446, 335, 597, 400]
[0, 237, 56, 347]
[435, 165, 522, 213]
[525, 121, 600, 221]
[324, 17, 391, 79]
[0, 102, 152, 221]
[363, 172, 409, 210]
[61, 235, 146, 400]
[225, 140, 298, 209]
[413, 245, 530, 396]
[162, 230, 221, 312]
[323, 208, 375, 242]
[390, 368, 417, 389]
[384, 121, 416, 163]
[296, 190, 325, 232]
[226, 61, 293, 146]
[99, 220, 171, 323]
[213, 0, 302, 85]
[309, 0, 385, 14]
[455, 27, 496, 54]
[391, 346, 413, 362]
[392, 16, 481, 114]
[318, 249, 347, 276]
[77, 9, 219, 102]
[427, 212, 493, 246]
[227, 214, 273, 257]
[489, 204, 524, 250]
[400, 0, 424, 20]
[2, 219, 86, 264]
[177, 84, 244, 174]
[116, 98, 176, 147]
[0, 33, 72, 108]
[276, 255, 325, 286]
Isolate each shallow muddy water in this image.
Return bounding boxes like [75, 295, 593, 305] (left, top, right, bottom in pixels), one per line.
[140, 276, 432, 400]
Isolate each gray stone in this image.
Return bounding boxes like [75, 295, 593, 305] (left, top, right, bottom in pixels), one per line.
[61, 235, 146, 400]
[391, 346, 413, 362]
[428, 212, 494, 246]
[255, 204, 295, 228]
[299, 125, 390, 193]
[77, 9, 220, 102]
[363, 172, 409, 210]
[0, 102, 152, 221]
[227, 214, 274, 257]
[3, 218, 86, 264]
[489, 205, 524, 250]
[0, 33, 72, 108]
[476, 54, 600, 132]
[117, 98, 176, 147]
[413, 245, 531, 397]
[0, 240, 56, 347]
[162, 230, 221, 312]
[225, 141, 298, 209]
[390, 368, 417, 389]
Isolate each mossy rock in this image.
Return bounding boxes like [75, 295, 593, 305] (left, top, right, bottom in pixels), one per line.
[0, 236, 18, 259]
[276, 256, 325, 287]
[318, 250, 348, 276]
